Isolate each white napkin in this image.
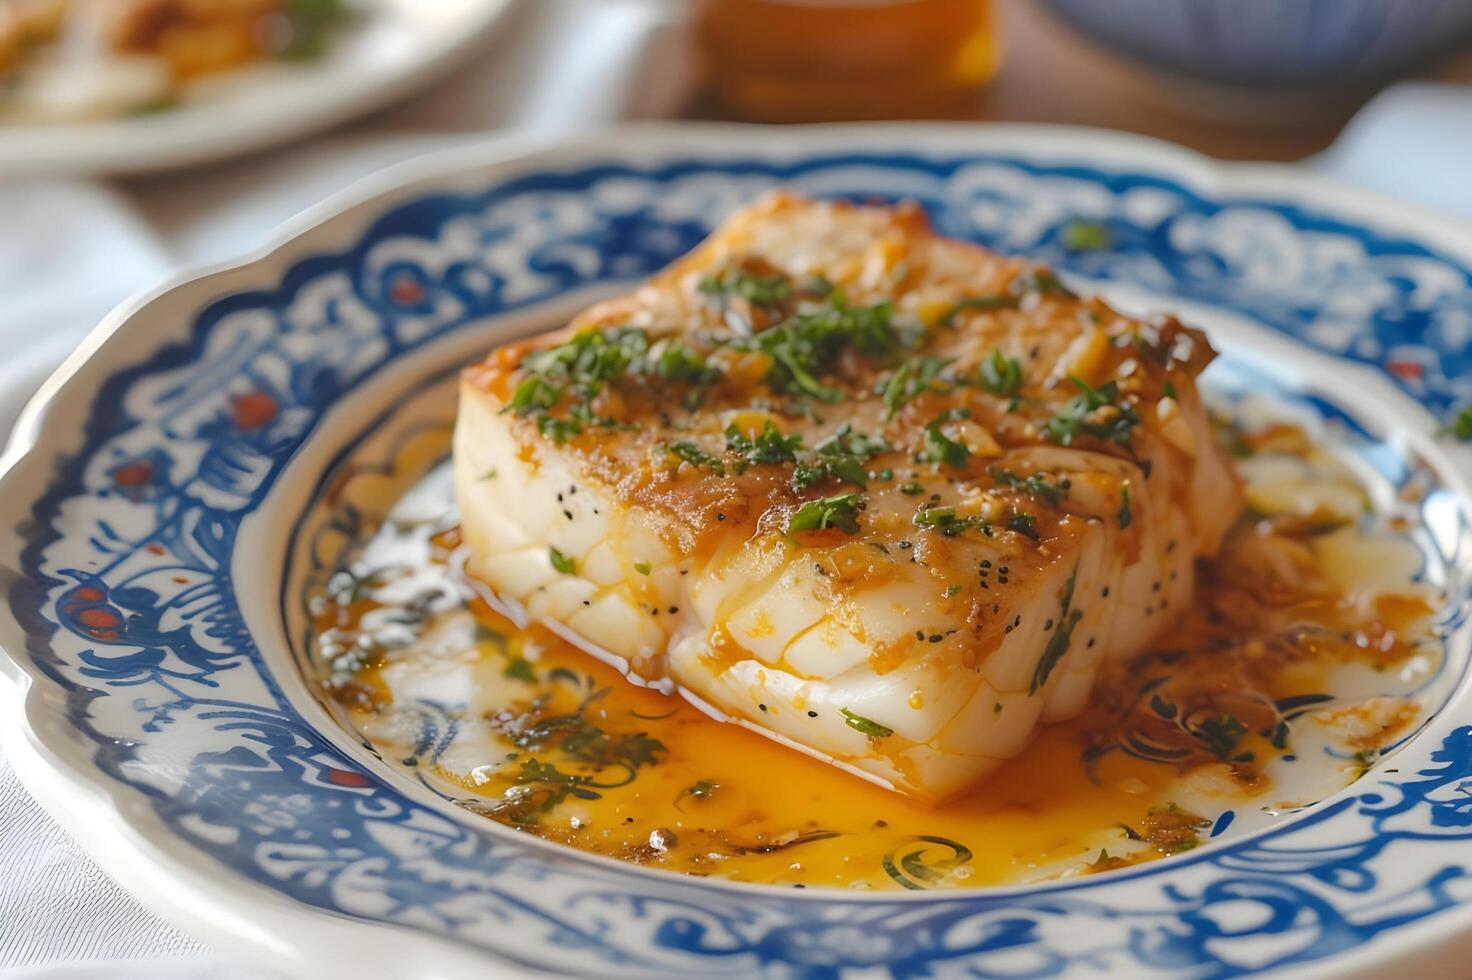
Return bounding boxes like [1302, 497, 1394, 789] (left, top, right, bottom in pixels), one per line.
[0, 757, 211, 971]
[1, 75, 1470, 979]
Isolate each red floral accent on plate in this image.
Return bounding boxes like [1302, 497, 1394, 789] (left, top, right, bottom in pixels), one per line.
[232, 391, 277, 431]
[1386, 360, 1424, 381]
[390, 277, 425, 305]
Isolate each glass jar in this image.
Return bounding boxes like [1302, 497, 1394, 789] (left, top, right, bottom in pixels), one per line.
[696, 0, 1001, 122]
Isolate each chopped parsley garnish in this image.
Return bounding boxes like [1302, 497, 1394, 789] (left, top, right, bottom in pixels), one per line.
[675, 778, 721, 810]
[664, 440, 726, 473]
[793, 425, 891, 491]
[989, 466, 1068, 505]
[503, 657, 537, 682]
[490, 686, 668, 823]
[823, 425, 890, 458]
[699, 267, 793, 308]
[1117, 480, 1133, 529]
[1012, 268, 1077, 298]
[507, 326, 724, 436]
[726, 420, 802, 466]
[281, 0, 347, 59]
[1044, 377, 1140, 446]
[978, 350, 1023, 398]
[1449, 405, 1472, 441]
[740, 295, 908, 402]
[1353, 748, 1380, 775]
[918, 409, 971, 467]
[943, 584, 962, 598]
[505, 376, 562, 416]
[939, 271, 1075, 327]
[939, 294, 1018, 326]
[549, 547, 576, 574]
[1194, 714, 1251, 762]
[840, 708, 893, 738]
[1030, 571, 1081, 693]
[1007, 512, 1040, 541]
[655, 342, 719, 387]
[881, 355, 952, 419]
[787, 493, 865, 535]
[1061, 220, 1112, 252]
[899, 481, 925, 495]
[912, 506, 990, 537]
[634, 561, 652, 576]
[537, 414, 583, 443]
[800, 275, 836, 297]
[521, 326, 648, 399]
[505, 759, 600, 820]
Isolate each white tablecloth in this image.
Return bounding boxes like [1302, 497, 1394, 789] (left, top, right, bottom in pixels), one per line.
[0, 3, 1469, 966]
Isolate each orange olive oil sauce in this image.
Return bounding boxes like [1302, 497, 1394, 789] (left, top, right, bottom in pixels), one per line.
[308, 419, 1442, 891]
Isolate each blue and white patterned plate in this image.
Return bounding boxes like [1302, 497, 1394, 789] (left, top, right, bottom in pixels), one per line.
[3, 125, 1472, 979]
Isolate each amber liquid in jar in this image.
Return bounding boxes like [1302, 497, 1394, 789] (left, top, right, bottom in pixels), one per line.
[697, 0, 1000, 122]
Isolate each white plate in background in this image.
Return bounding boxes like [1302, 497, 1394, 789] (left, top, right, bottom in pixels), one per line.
[0, 0, 518, 178]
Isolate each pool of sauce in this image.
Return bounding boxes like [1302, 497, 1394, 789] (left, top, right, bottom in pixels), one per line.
[306, 419, 1441, 891]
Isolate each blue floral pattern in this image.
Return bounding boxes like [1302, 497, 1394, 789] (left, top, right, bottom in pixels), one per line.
[5, 147, 1472, 978]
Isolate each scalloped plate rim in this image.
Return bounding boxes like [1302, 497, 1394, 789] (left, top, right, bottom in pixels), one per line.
[3, 121, 1472, 979]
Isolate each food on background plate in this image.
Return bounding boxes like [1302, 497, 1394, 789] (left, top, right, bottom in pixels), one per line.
[452, 192, 1242, 801]
[0, 0, 346, 120]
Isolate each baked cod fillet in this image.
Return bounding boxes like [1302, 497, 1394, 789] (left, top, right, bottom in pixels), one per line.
[454, 193, 1241, 801]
